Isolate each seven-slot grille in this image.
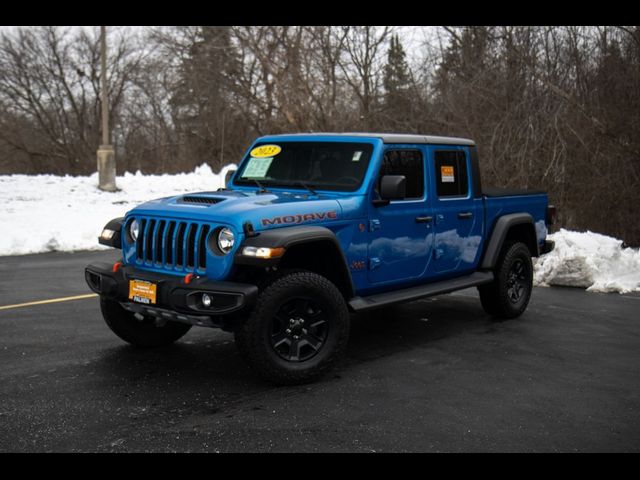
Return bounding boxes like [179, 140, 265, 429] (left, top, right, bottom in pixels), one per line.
[133, 218, 211, 272]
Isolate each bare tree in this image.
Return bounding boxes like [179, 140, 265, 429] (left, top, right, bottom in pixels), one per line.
[0, 26, 142, 174]
[1, 25, 639, 245]
[338, 26, 392, 130]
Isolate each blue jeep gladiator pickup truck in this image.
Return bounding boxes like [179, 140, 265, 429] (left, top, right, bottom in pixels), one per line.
[86, 133, 555, 384]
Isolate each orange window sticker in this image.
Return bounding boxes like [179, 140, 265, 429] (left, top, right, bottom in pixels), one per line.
[441, 165, 455, 183]
[250, 145, 282, 158]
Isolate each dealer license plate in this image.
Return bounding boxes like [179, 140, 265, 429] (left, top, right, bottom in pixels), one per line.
[129, 279, 157, 305]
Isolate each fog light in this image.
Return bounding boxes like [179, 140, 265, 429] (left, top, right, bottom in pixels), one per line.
[202, 293, 212, 308]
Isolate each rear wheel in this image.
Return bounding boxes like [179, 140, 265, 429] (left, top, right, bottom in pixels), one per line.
[100, 297, 192, 347]
[478, 242, 533, 319]
[234, 270, 350, 385]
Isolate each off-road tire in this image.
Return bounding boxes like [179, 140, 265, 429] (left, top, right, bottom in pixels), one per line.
[234, 270, 350, 385]
[100, 297, 192, 347]
[478, 242, 533, 319]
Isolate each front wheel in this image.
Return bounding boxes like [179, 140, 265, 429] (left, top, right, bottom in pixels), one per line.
[478, 242, 533, 319]
[100, 297, 192, 347]
[234, 271, 350, 385]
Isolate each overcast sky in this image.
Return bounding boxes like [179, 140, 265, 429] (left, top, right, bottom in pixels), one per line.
[0, 26, 442, 68]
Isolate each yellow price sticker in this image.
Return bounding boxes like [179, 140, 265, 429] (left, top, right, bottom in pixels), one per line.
[250, 145, 282, 158]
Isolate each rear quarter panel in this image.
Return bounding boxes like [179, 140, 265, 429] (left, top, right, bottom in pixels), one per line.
[483, 193, 549, 250]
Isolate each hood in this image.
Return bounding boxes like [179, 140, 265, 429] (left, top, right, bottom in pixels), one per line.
[128, 189, 353, 232]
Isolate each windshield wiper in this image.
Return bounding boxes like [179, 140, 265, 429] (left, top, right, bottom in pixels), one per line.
[248, 179, 270, 193]
[244, 179, 317, 195]
[291, 181, 318, 196]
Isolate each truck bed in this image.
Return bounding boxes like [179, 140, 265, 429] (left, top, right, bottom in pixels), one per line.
[482, 190, 549, 256]
[483, 186, 546, 197]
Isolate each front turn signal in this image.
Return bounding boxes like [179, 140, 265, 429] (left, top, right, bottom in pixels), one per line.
[241, 246, 286, 259]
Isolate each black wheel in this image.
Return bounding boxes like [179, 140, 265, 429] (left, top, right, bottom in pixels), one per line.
[100, 297, 192, 347]
[478, 242, 533, 319]
[234, 270, 350, 385]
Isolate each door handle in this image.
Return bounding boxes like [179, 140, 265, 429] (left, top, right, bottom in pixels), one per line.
[458, 212, 473, 220]
[415, 216, 433, 223]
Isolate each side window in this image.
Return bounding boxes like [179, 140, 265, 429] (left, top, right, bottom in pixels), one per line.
[434, 150, 469, 197]
[379, 149, 424, 199]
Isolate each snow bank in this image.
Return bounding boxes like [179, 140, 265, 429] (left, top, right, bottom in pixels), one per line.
[534, 229, 640, 294]
[0, 164, 236, 256]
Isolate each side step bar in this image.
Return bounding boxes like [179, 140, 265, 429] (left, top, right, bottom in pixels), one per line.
[348, 271, 494, 312]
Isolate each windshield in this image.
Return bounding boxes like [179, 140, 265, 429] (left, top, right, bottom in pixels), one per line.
[234, 141, 374, 192]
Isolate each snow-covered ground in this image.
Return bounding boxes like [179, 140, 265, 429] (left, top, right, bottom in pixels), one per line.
[1, 167, 639, 294]
[0, 164, 235, 256]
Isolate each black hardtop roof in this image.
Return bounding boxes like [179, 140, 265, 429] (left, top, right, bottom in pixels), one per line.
[262, 132, 475, 146]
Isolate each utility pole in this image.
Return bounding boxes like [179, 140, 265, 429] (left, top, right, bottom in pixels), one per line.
[97, 25, 117, 191]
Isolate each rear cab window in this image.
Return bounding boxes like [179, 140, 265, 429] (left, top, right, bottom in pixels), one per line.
[434, 150, 469, 198]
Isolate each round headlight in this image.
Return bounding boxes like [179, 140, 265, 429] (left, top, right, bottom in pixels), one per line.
[218, 228, 236, 254]
[130, 219, 139, 242]
[217, 228, 235, 254]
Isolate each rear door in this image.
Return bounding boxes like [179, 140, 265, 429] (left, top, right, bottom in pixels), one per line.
[367, 147, 434, 285]
[429, 146, 483, 275]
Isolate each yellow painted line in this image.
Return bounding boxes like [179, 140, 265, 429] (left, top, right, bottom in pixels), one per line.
[0, 293, 98, 311]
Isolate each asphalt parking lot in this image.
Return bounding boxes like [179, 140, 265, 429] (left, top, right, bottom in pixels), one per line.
[1, 250, 639, 452]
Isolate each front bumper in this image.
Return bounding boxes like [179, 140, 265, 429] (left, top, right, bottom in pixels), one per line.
[85, 262, 258, 329]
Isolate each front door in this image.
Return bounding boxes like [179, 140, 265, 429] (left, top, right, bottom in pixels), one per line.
[368, 148, 434, 285]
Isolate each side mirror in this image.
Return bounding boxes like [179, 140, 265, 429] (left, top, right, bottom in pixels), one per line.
[224, 167, 237, 188]
[372, 175, 406, 206]
[380, 175, 406, 199]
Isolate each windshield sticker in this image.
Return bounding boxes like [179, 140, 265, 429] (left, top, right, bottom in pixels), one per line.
[242, 157, 273, 178]
[250, 145, 282, 158]
[352, 151, 363, 162]
[441, 165, 455, 183]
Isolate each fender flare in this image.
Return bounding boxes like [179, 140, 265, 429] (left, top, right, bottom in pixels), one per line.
[480, 213, 538, 269]
[234, 225, 355, 297]
[98, 217, 124, 249]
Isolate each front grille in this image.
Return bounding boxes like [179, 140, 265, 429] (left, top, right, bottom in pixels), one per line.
[134, 218, 211, 272]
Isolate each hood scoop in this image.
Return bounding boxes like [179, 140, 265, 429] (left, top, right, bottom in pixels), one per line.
[178, 195, 226, 205]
